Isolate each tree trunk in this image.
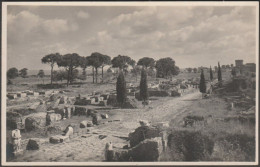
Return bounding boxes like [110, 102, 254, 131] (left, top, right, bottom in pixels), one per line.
[67, 69, 70, 87]
[70, 67, 73, 84]
[95, 67, 98, 83]
[102, 66, 104, 83]
[83, 68, 87, 80]
[51, 64, 53, 85]
[92, 67, 95, 83]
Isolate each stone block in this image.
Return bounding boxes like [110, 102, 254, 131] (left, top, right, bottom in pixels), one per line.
[130, 137, 163, 161]
[17, 92, 27, 98]
[99, 100, 107, 106]
[129, 126, 160, 148]
[80, 120, 88, 128]
[46, 113, 62, 126]
[25, 116, 45, 131]
[101, 114, 109, 119]
[7, 93, 17, 99]
[101, 94, 109, 100]
[33, 92, 39, 96]
[26, 139, 40, 150]
[49, 135, 69, 144]
[74, 107, 87, 116]
[87, 122, 94, 127]
[64, 126, 73, 137]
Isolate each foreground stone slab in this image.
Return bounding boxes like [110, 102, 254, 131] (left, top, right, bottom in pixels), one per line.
[105, 137, 163, 162]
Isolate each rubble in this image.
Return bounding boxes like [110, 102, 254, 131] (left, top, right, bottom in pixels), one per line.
[130, 137, 163, 161]
[63, 125, 74, 137]
[80, 120, 88, 128]
[7, 93, 17, 99]
[17, 92, 27, 98]
[26, 138, 43, 150]
[74, 107, 87, 116]
[25, 116, 45, 131]
[49, 135, 69, 144]
[46, 125, 62, 135]
[101, 114, 109, 119]
[59, 96, 68, 104]
[99, 100, 107, 106]
[87, 122, 94, 127]
[129, 125, 161, 147]
[105, 137, 163, 162]
[46, 112, 62, 126]
[87, 109, 98, 117]
[92, 114, 101, 125]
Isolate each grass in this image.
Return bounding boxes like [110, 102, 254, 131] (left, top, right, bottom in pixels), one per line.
[164, 88, 255, 161]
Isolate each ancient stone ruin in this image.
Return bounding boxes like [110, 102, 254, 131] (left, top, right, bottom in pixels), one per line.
[104, 120, 168, 161]
[11, 129, 23, 156]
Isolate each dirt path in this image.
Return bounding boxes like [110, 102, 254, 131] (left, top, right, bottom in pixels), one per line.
[12, 89, 201, 162]
[141, 89, 201, 122]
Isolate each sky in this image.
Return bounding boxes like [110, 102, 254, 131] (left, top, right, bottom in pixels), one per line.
[6, 4, 257, 70]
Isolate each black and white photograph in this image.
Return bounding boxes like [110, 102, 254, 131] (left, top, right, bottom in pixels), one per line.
[1, 1, 259, 166]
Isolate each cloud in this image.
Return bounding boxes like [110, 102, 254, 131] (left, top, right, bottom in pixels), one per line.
[77, 11, 89, 19]
[7, 6, 257, 70]
[8, 10, 78, 41]
[42, 19, 78, 34]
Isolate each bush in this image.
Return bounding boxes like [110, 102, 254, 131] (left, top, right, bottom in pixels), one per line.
[216, 133, 255, 161]
[6, 112, 23, 130]
[7, 79, 13, 85]
[167, 130, 214, 161]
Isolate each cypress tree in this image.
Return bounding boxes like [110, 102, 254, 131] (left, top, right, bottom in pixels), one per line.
[116, 71, 127, 106]
[210, 66, 213, 81]
[231, 68, 236, 77]
[218, 62, 222, 82]
[140, 68, 149, 102]
[199, 69, 207, 94]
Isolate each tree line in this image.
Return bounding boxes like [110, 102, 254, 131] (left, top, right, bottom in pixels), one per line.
[7, 52, 180, 86]
[40, 53, 180, 86]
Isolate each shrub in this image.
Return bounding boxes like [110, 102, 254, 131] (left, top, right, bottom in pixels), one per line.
[116, 71, 127, 106]
[167, 130, 214, 161]
[216, 133, 255, 161]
